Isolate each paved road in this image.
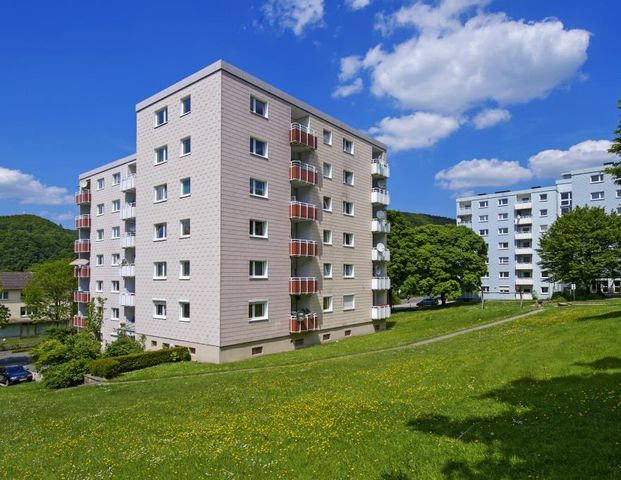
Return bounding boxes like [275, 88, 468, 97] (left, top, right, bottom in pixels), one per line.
[0, 351, 34, 370]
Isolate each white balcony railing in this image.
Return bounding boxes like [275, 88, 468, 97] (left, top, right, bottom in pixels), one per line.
[516, 278, 534, 285]
[371, 219, 391, 233]
[515, 202, 532, 210]
[371, 277, 391, 290]
[119, 292, 135, 307]
[515, 263, 533, 270]
[121, 233, 136, 248]
[515, 247, 533, 255]
[120, 264, 135, 277]
[371, 161, 390, 178]
[515, 216, 532, 225]
[371, 305, 391, 320]
[121, 203, 136, 220]
[372, 248, 391, 262]
[120, 174, 136, 192]
[515, 232, 532, 240]
[371, 188, 390, 206]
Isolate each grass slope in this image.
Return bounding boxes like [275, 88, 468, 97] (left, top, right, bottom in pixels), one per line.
[1, 301, 620, 479]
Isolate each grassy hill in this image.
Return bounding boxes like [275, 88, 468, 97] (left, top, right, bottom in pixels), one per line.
[0, 214, 76, 271]
[392, 210, 455, 228]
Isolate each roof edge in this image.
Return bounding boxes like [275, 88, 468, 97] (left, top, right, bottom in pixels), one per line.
[79, 153, 136, 180]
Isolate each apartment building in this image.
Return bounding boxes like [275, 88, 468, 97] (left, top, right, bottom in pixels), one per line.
[73, 60, 390, 363]
[456, 164, 621, 300]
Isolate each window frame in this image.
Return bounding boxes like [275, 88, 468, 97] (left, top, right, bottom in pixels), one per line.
[322, 196, 332, 212]
[179, 219, 191, 238]
[343, 169, 354, 186]
[154, 184, 168, 203]
[179, 260, 191, 280]
[249, 219, 268, 239]
[154, 145, 168, 165]
[180, 177, 191, 197]
[343, 264, 355, 279]
[343, 201, 354, 216]
[249, 178, 268, 198]
[322, 162, 332, 179]
[249, 260, 268, 279]
[323, 129, 332, 146]
[153, 222, 167, 241]
[343, 294, 356, 311]
[154, 107, 168, 127]
[248, 300, 268, 321]
[323, 263, 333, 279]
[323, 296, 333, 313]
[179, 301, 191, 321]
[250, 137, 268, 158]
[153, 300, 167, 319]
[343, 232, 355, 248]
[180, 137, 192, 157]
[153, 261, 168, 280]
[342, 138, 354, 155]
[180, 96, 191, 116]
[323, 229, 332, 245]
[250, 96, 268, 118]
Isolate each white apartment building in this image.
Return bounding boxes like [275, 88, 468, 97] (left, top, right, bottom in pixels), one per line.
[73, 60, 390, 363]
[456, 163, 621, 300]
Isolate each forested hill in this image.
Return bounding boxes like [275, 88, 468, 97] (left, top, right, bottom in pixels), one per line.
[392, 210, 455, 228]
[0, 215, 76, 271]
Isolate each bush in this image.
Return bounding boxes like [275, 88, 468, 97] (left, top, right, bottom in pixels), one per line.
[31, 339, 68, 370]
[89, 346, 190, 379]
[42, 358, 90, 389]
[551, 292, 568, 302]
[44, 326, 77, 343]
[65, 332, 101, 361]
[104, 332, 143, 357]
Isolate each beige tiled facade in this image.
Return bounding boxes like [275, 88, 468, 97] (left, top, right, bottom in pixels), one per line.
[74, 61, 390, 363]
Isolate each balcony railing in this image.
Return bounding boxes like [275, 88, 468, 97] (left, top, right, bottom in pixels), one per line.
[515, 232, 532, 240]
[515, 247, 533, 255]
[75, 190, 91, 204]
[371, 161, 390, 178]
[515, 216, 532, 225]
[119, 292, 136, 307]
[74, 267, 90, 278]
[290, 161, 318, 186]
[121, 203, 136, 220]
[289, 239, 317, 257]
[289, 313, 319, 333]
[72, 316, 87, 329]
[371, 219, 391, 233]
[73, 291, 91, 303]
[74, 239, 91, 253]
[289, 123, 317, 150]
[371, 305, 391, 320]
[371, 188, 390, 206]
[120, 264, 135, 277]
[75, 214, 91, 229]
[372, 248, 391, 262]
[515, 263, 533, 270]
[289, 201, 317, 221]
[289, 277, 318, 295]
[371, 277, 391, 290]
[516, 278, 534, 286]
[515, 202, 532, 210]
[121, 233, 136, 248]
[120, 174, 136, 192]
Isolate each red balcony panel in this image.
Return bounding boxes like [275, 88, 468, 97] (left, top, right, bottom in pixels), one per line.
[75, 215, 91, 229]
[289, 313, 319, 334]
[72, 316, 87, 329]
[289, 202, 317, 221]
[74, 240, 91, 253]
[289, 124, 317, 150]
[74, 267, 90, 278]
[75, 191, 91, 204]
[289, 239, 317, 257]
[289, 277, 318, 295]
[73, 291, 91, 303]
[289, 161, 318, 185]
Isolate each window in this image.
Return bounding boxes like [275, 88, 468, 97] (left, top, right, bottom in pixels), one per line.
[154, 262, 167, 279]
[323, 263, 332, 279]
[0, 291, 8, 300]
[250, 96, 268, 117]
[343, 170, 354, 186]
[323, 229, 332, 245]
[111, 281, 120, 293]
[155, 145, 168, 164]
[154, 223, 167, 240]
[499, 286, 510, 294]
[498, 198, 508, 206]
[590, 174, 604, 183]
[96, 229, 104, 241]
[479, 215, 488, 222]
[180, 96, 191, 116]
[479, 201, 488, 208]
[323, 129, 332, 145]
[153, 300, 167, 319]
[343, 232, 354, 247]
[249, 178, 268, 198]
[540, 209, 548, 217]
[322, 162, 332, 179]
[155, 107, 168, 126]
[180, 137, 192, 156]
[111, 253, 121, 266]
[179, 302, 191, 321]
[343, 294, 355, 310]
[541, 271, 549, 278]
[112, 199, 120, 212]
[96, 204, 104, 216]
[479, 229, 488, 236]
[498, 227, 508, 235]
[95, 255, 104, 266]
[343, 264, 355, 278]
[343, 201, 354, 216]
[498, 212, 509, 221]
[249, 301, 268, 321]
[180, 260, 191, 279]
[179, 219, 191, 237]
[342, 138, 354, 154]
[249, 260, 268, 279]
[481, 286, 490, 293]
[323, 296, 333, 312]
[154, 184, 168, 203]
[250, 137, 268, 157]
[323, 196, 332, 212]
[499, 272, 509, 278]
[180, 178, 191, 197]
[111, 308, 119, 320]
[95, 281, 103, 292]
[112, 173, 121, 185]
[499, 257, 509, 264]
[482, 271, 489, 278]
[539, 193, 548, 201]
[249, 219, 268, 238]
[111, 226, 120, 239]
[540, 224, 549, 232]
[498, 242, 509, 249]
[591, 191, 604, 201]
[96, 178, 105, 190]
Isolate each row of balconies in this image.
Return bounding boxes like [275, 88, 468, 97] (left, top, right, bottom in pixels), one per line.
[288, 276, 391, 295]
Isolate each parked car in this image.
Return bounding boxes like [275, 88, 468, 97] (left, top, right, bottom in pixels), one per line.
[0, 365, 33, 386]
[416, 297, 439, 308]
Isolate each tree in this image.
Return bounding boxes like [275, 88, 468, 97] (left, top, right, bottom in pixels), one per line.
[604, 100, 621, 183]
[0, 280, 8, 329]
[23, 259, 76, 324]
[85, 297, 105, 342]
[538, 206, 621, 291]
[387, 211, 417, 296]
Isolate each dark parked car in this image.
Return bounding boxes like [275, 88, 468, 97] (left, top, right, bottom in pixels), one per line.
[416, 297, 439, 308]
[0, 365, 33, 386]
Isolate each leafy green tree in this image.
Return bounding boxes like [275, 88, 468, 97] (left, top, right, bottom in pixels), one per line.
[85, 297, 105, 342]
[387, 211, 417, 296]
[538, 206, 621, 291]
[604, 100, 621, 183]
[23, 258, 76, 324]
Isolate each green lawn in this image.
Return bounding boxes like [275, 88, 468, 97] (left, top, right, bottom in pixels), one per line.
[1, 300, 620, 479]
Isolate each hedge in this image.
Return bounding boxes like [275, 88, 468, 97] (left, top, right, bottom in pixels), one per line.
[89, 346, 191, 378]
[43, 358, 90, 389]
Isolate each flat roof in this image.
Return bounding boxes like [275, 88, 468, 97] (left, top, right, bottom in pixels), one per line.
[560, 164, 608, 177]
[135, 59, 387, 151]
[79, 153, 136, 180]
[456, 184, 557, 202]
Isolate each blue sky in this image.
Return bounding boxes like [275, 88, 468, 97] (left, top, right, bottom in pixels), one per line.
[0, 0, 619, 224]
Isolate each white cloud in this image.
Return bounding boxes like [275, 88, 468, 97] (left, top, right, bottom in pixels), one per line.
[528, 140, 616, 179]
[435, 158, 533, 190]
[471, 108, 511, 129]
[369, 112, 461, 151]
[338, 55, 363, 82]
[262, 0, 324, 36]
[39, 210, 75, 223]
[0, 167, 73, 205]
[332, 78, 364, 98]
[346, 0, 373, 10]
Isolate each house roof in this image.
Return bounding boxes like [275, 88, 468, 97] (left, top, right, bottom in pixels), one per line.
[0, 272, 32, 290]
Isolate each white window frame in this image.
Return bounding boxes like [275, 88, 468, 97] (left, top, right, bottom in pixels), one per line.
[96, 178, 105, 190]
[591, 191, 604, 201]
[343, 201, 354, 216]
[323, 296, 333, 313]
[343, 170, 354, 186]
[179, 260, 191, 280]
[497, 198, 508, 206]
[153, 262, 167, 280]
[180, 177, 191, 197]
[539, 193, 548, 201]
[323, 196, 332, 212]
[112, 173, 121, 185]
[111, 280, 120, 293]
[155, 145, 168, 165]
[153, 300, 167, 319]
[323, 229, 332, 245]
[479, 229, 488, 236]
[154, 223, 167, 241]
[250, 96, 268, 118]
[343, 294, 356, 311]
[343, 232, 355, 247]
[96, 204, 104, 216]
[96, 229, 104, 241]
[343, 264, 355, 278]
[323, 129, 332, 146]
[180, 96, 191, 116]
[112, 199, 121, 212]
[539, 209, 548, 217]
[250, 137, 268, 158]
[479, 201, 488, 208]
[249, 260, 268, 279]
[499, 272, 510, 279]
[249, 178, 268, 198]
[342, 138, 354, 155]
[110, 307, 120, 320]
[179, 219, 191, 238]
[249, 219, 268, 239]
[590, 174, 604, 184]
[498, 242, 509, 250]
[498, 213, 509, 221]
[499, 257, 509, 265]
[154, 107, 168, 127]
[323, 263, 332, 279]
[322, 162, 332, 179]
[498, 227, 508, 236]
[248, 300, 268, 321]
[479, 215, 488, 222]
[111, 253, 121, 266]
[154, 184, 168, 203]
[111, 226, 120, 239]
[179, 301, 191, 321]
[180, 137, 192, 156]
[95, 280, 103, 292]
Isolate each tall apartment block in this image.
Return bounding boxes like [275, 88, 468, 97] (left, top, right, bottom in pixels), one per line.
[456, 164, 621, 300]
[73, 60, 391, 363]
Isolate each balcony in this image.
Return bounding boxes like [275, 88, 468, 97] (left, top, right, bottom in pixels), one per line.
[75, 190, 91, 204]
[515, 202, 532, 210]
[371, 161, 390, 178]
[515, 263, 533, 270]
[75, 215, 91, 229]
[73, 291, 91, 303]
[72, 316, 87, 329]
[119, 292, 135, 307]
[516, 278, 534, 286]
[515, 216, 532, 225]
[289, 201, 317, 221]
[515, 232, 532, 240]
[120, 174, 136, 192]
[371, 277, 391, 290]
[74, 239, 90, 253]
[121, 203, 136, 220]
[457, 205, 472, 214]
[289, 123, 317, 150]
[289, 277, 318, 295]
[120, 264, 135, 277]
[371, 188, 390, 206]
[121, 233, 136, 249]
[371, 305, 391, 320]
[515, 247, 533, 255]
[371, 219, 391, 233]
[289, 239, 317, 257]
[289, 161, 318, 186]
[372, 248, 391, 262]
[74, 266, 90, 278]
[289, 313, 319, 334]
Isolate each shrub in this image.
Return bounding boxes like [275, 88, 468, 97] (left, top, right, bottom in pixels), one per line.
[44, 326, 77, 343]
[104, 332, 143, 357]
[551, 292, 568, 302]
[42, 358, 90, 389]
[89, 346, 190, 379]
[31, 339, 68, 370]
[66, 332, 101, 361]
